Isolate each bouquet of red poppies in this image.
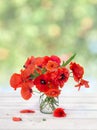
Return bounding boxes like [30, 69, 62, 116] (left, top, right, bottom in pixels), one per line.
[10, 54, 89, 100]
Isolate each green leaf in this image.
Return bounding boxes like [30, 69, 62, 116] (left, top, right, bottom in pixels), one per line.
[30, 74, 35, 79]
[41, 68, 47, 74]
[34, 70, 40, 77]
[62, 53, 76, 67]
[30, 70, 40, 79]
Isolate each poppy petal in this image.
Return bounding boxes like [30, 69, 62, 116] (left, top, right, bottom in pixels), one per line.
[10, 73, 22, 90]
[20, 109, 35, 113]
[21, 87, 32, 100]
[12, 117, 22, 121]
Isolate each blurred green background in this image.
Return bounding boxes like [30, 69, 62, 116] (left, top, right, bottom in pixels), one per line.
[0, 0, 97, 90]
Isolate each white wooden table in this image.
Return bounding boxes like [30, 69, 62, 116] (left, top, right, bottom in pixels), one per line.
[0, 91, 97, 130]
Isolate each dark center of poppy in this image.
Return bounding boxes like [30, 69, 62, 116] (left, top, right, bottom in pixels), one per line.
[40, 79, 46, 84]
[60, 74, 65, 80]
[38, 65, 42, 68]
[29, 88, 32, 93]
[50, 64, 54, 67]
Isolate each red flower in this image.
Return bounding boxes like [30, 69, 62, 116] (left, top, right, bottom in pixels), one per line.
[10, 73, 22, 90]
[43, 55, 61, 67]
[50, 55, 61, 65]
[45, 89, 60, 97]
[70, 62, 84, 82]
[51, 67, 69, 87]
[21, 83, 33, 100]
[46, 61, 59, 72]
[42, 56, 50, 66]
[20, 69, 30, 81]
[53, 108, 67, 117]
[20, 69, 34, 86]
[75, 79, 89, 90]
[34, 74, 49, 92]
[24, 56, 35, 68]
[34, 57, 44, 68]
[12, 117, 22, 121]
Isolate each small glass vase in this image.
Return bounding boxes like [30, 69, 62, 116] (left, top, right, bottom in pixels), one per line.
[39, 94, 59, 114]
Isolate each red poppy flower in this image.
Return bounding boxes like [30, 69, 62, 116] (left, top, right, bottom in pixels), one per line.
[34, 57, 44, 68]
[10, 73, 22, 90]
[20, 69, 30, 80]
[52, 67, 69, 87]
[43, 56, 50, 65]
[24, 56, 35, 68]
[12, 117, 22, 121]
[53, 108, 67, 117]
[20, 109, 35, 113]
[21, 66, 35, 81]
[70, 62, 84, 82]
[45, 89, 60, 97]
[21, 83, 33, 100]
[50, 55, 61, 65]
[41, 72, 59, 89]
[75, 79, 89, 90]
[34, 74, 49, 92]
[46, 61, 59, 72]
[21, 68, 34, 84]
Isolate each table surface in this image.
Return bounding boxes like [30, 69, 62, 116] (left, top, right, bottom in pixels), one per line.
[0, 92, 97, 130]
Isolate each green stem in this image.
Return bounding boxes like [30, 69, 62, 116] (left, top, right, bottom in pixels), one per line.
[40, 95, 59, 114]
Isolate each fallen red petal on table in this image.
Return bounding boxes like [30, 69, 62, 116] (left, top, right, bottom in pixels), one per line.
[12, 117, 22, 121]
[20, 109, 35, 113]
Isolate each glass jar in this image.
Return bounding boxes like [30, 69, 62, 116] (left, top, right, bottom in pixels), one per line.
[39, 94, 59, 114]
